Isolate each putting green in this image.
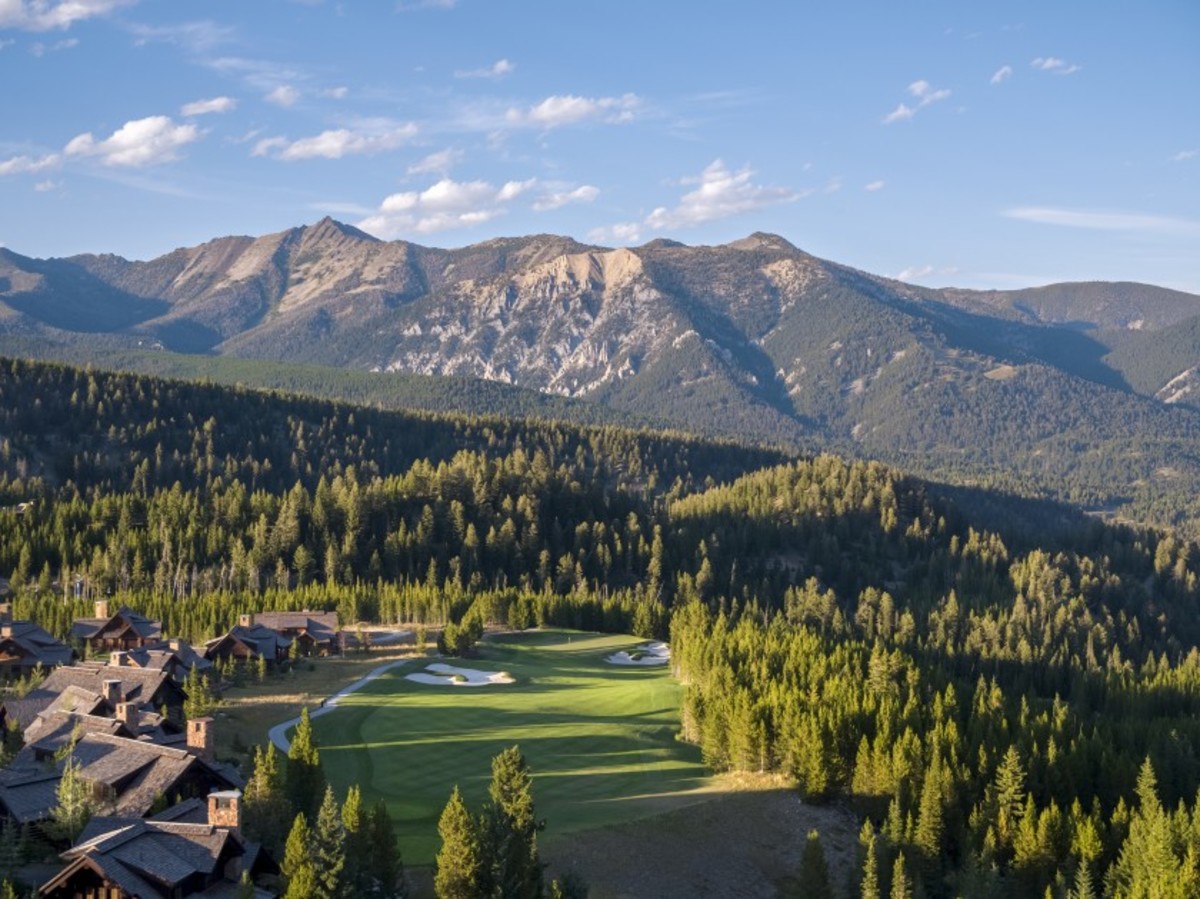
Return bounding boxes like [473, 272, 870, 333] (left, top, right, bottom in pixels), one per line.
[309, 629, 711, 865]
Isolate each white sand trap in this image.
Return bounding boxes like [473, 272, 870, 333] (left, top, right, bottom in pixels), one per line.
[606, 641, 671, 666]
[405, 662, 515, 686]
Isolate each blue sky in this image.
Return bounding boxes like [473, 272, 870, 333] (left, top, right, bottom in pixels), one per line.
[1, 0, 1197, 292]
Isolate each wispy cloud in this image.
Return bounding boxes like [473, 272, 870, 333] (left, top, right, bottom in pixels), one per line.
[34, 178, 61, 191]
[592, 159, 796, 243]
[1031, 56, 1082, 75]
[1004, 206, 1200, 235]
[322, 86, 349, 99]
[505, 93, 639, 128]
[0, 153, 60, 175]
[895, 265, 934, 282]
[456, 58, 514, 79]
[1172, 149, 1197, 162]
[265, 85, 300, 107]
[0, 0, 136, 31]
[127, 19, 234, 53]
[358, 176, 537, 238]
[29, 36, 77, 55]
[253, 120, 417, 160]
[864, 180, 885, 192]
[883, 79, 951, 124]
[181, 96, 236, 116]
[532, 184, 599, 212]
[990, 65, 1013, 85]
[408, 147, 463, 176]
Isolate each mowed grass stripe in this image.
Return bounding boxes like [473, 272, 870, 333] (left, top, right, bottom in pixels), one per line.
[309, 629, 711, 865]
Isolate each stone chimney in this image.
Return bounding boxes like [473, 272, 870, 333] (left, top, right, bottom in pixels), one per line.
[187, 717, 215, 763]
[238, 613, 254, 628]
[168, 638, 182, 652]
[0, 602, 12, 623]
[94, 599, 110, 620]
[115, 701, 140, 731]
[207, 790, 242, 833]
[110, 650, 128, 667]
[0, 623, 11, 639]
[101, 679, 122, 706]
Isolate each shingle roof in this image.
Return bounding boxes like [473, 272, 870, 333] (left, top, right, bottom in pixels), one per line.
[0, 620, 74, 668]
[203, 625, 290, 661]
[120, 640, 213, 676]
[255, 610, 339, 644]
[12, 664, 183, 732]
[0, 769, 61, 824]
[46, 815, 247, 898]
[70, 606, 162, 642]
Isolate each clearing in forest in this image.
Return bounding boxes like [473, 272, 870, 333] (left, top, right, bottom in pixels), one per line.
[308, 629, 714, 866]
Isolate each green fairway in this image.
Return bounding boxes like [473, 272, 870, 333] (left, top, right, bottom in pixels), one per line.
[308, 629, 712, 865]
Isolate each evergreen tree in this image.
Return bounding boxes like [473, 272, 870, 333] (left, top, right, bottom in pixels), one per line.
[890, 852, 912, 899]
[312, 785, 346, 899]
[286, 707, 325, 820]
[435, 786, 481, 899]
[860, 821, 881, 899]
[49, 752, 93, 843]
[366, 798, 404, 897]
[244, 743, 291, 853]
[281, 812, 315, 895]
[342, 784, 366, 895]
[483, 744, 544, 899]
[798, 830, 834, 899]
[234, 870, 256, 899]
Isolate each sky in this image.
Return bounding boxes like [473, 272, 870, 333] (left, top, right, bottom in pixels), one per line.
[0, 0, 1197, 292]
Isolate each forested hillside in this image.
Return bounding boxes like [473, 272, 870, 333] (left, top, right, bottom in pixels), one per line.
[5, 356, 1200, 896]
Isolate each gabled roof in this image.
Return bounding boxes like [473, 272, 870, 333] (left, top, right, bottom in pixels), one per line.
[204, 625, 291, 661]
[70, 606, 162, 642]
[22, 710, 131, 756]
[120, 640, 213, 675]
[43, 816, 244, 898]
[0, 732, 243, 824]
[255, 610, 339, 643]
[14, 664, 184, 727]
[0, 619, 74, 668]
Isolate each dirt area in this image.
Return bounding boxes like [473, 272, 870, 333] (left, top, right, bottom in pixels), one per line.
[540, 774, 859, 899]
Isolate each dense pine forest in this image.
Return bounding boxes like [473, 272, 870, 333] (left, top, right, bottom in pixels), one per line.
[5, 356, 1200, 896]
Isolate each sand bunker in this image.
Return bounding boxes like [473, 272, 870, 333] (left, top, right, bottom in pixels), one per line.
[405, 662, 515, 686]
[606, 641, 671, 666]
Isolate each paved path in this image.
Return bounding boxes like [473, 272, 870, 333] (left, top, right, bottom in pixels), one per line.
[268, 656, 415, 753]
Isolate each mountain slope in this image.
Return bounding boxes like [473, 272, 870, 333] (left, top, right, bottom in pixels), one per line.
[6, 220, 1200, 528]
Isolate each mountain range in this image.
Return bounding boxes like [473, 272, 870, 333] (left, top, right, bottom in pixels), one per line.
[5, 217, 1200, 529]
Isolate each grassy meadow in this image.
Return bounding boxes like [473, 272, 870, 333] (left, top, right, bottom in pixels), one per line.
[306, 629, 713, 866]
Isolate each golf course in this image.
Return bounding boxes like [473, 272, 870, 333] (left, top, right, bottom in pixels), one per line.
[307, 629, 714, 866]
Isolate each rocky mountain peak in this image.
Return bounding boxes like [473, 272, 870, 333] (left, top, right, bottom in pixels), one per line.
[726, 232, 798, 253]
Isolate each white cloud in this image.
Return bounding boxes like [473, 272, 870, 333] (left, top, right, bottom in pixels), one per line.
[991, 65, 1013, 85]
[505, 93, 639, 128]
[0, 152, 60, 175]
[1004, 206, 1200, 235]
[456, 58, 514, 79]
[588, 222, 642, 244]
[1172, 149, 1197, 162]
[29, 36, 77, 55]
[180, 96, 236, 116]
[253, 121, 417, 160]
[64, 115, 200, 167]
[33, 178, 60, 191]
[896, 265, 935, 282]
[532, 184, 599, 211]
[639, 159, 797, 231]
[358, 175, 537, 238]
[882, 103, 915, 124]
[1031, 56, 1082, 75]
[408, 147, 463, 176]
[322, 86, 349, 99]
[128, 20, 234, 53]
[883, 80, 951, 124]
[0, 0, 136, 31]
[265, 84, 300, 107]
[864, 180, 886, 192]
